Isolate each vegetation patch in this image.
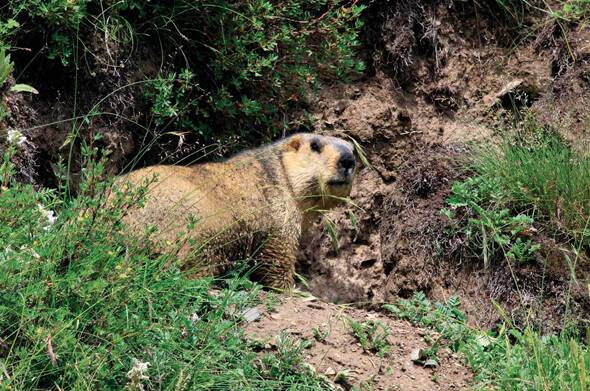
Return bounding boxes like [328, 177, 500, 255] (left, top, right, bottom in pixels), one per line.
[385, 292, 590, 390]
[1, 0, 365, 149]
[347, 317, 391, 356]
[0, 140, 331, 390]
[443, 118, 590, 266]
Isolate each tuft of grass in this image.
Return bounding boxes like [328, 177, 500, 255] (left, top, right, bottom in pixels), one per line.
[385, 292, 590, 391]
[311, 325, 330, 343]
[472, 132, 590, 244]
[264, 291, 279, 313]
[443, 119, 590, 266]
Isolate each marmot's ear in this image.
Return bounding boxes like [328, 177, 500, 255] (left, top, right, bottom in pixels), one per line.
[285, 135, 301, 152]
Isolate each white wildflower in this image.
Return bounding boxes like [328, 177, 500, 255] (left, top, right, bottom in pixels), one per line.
[38, 204, 57, 230]
[7, 129, 27, 147]
[125, 359, 150, 391]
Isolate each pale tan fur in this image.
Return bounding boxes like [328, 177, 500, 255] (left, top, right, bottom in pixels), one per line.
[115, 133, 355, 289]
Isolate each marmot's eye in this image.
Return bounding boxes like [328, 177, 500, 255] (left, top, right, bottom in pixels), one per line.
[310, 140, 321, 153]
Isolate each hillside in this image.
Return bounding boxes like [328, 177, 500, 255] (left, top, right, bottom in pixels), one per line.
[1, 1, 590, 390]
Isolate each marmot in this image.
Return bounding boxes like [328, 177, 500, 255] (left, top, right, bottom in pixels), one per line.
[115, 133, 356, 289]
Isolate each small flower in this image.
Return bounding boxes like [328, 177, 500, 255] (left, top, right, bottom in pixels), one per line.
[126, 359, 150, 391]
[38, 204, 57, 230]
[7, 129, 27, 147]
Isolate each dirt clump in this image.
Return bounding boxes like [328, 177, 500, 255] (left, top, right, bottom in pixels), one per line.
[246, 295, 472, 390]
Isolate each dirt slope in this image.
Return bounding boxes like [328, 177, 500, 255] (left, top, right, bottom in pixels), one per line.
[297, 2, 590, 332]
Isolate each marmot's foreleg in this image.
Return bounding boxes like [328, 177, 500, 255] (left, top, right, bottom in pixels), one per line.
[256, 235, 297, 290]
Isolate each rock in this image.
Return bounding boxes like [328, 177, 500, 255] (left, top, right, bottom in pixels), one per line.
[483, 78, 540, 109]
[410, 348, 423, 362]
[241, 307, 261, 323]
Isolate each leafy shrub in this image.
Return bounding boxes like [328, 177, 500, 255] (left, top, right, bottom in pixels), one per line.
[142, 0, 366, 142]
[1, 0, 365, 146]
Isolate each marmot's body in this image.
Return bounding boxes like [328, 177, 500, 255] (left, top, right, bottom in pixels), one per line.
[116, 133, 356, 288]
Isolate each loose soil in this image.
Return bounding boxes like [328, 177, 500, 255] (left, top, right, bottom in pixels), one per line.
[246, 294, 471, 391]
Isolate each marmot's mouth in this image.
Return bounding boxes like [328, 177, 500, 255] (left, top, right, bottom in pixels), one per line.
[327, 179, 351, 186]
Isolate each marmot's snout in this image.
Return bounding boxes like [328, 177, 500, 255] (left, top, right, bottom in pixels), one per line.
[327, 139, 356, 186]
[338, 151, 356, 181]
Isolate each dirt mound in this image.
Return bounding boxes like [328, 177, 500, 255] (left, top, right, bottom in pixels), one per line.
[246, 295, 471, 390]
[298, 2, 589, 332]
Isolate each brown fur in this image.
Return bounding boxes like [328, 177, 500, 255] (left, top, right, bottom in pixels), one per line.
[115, 133, 356, 289]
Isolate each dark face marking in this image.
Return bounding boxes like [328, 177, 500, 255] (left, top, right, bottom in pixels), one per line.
[327, 138, 356, 186]
[310, 138, 321, 153]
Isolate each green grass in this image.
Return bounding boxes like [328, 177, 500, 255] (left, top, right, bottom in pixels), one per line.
[385, 292, 590, 391]
[0, 141, 331, 390]
[443, 118, 590, 266]
[472, 130, 590, 245]
[436, 117, 590, 388]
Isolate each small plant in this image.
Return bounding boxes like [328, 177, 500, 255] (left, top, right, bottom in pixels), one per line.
[506, 237, 541, 262]
[444, 178, 540, 267]
[559, 0, 590, 20]
[258, 332, 329, 388]
[264, 291, 279, 313]
[334, 369, 351, 385]
[347, 318, 390, 356]
[312, 325, 330, 343]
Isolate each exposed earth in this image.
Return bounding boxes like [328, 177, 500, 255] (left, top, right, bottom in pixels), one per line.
[297, 2, 590, 334]
[246, 294, 472, 390]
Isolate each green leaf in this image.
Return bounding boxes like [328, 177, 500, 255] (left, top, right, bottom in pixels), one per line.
[447, 195, 467, 207]
[10, 84, 39, 94]
[493, 233, 510, 246]
[6, 19, 20, 30]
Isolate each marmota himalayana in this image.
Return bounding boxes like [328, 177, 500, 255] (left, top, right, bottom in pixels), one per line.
[116, 133, 356, 289]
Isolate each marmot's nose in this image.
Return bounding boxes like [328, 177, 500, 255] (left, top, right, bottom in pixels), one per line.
[338, 153, 355, 170]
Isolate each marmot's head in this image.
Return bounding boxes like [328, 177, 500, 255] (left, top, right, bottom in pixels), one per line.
[281, 133, 356, 210]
